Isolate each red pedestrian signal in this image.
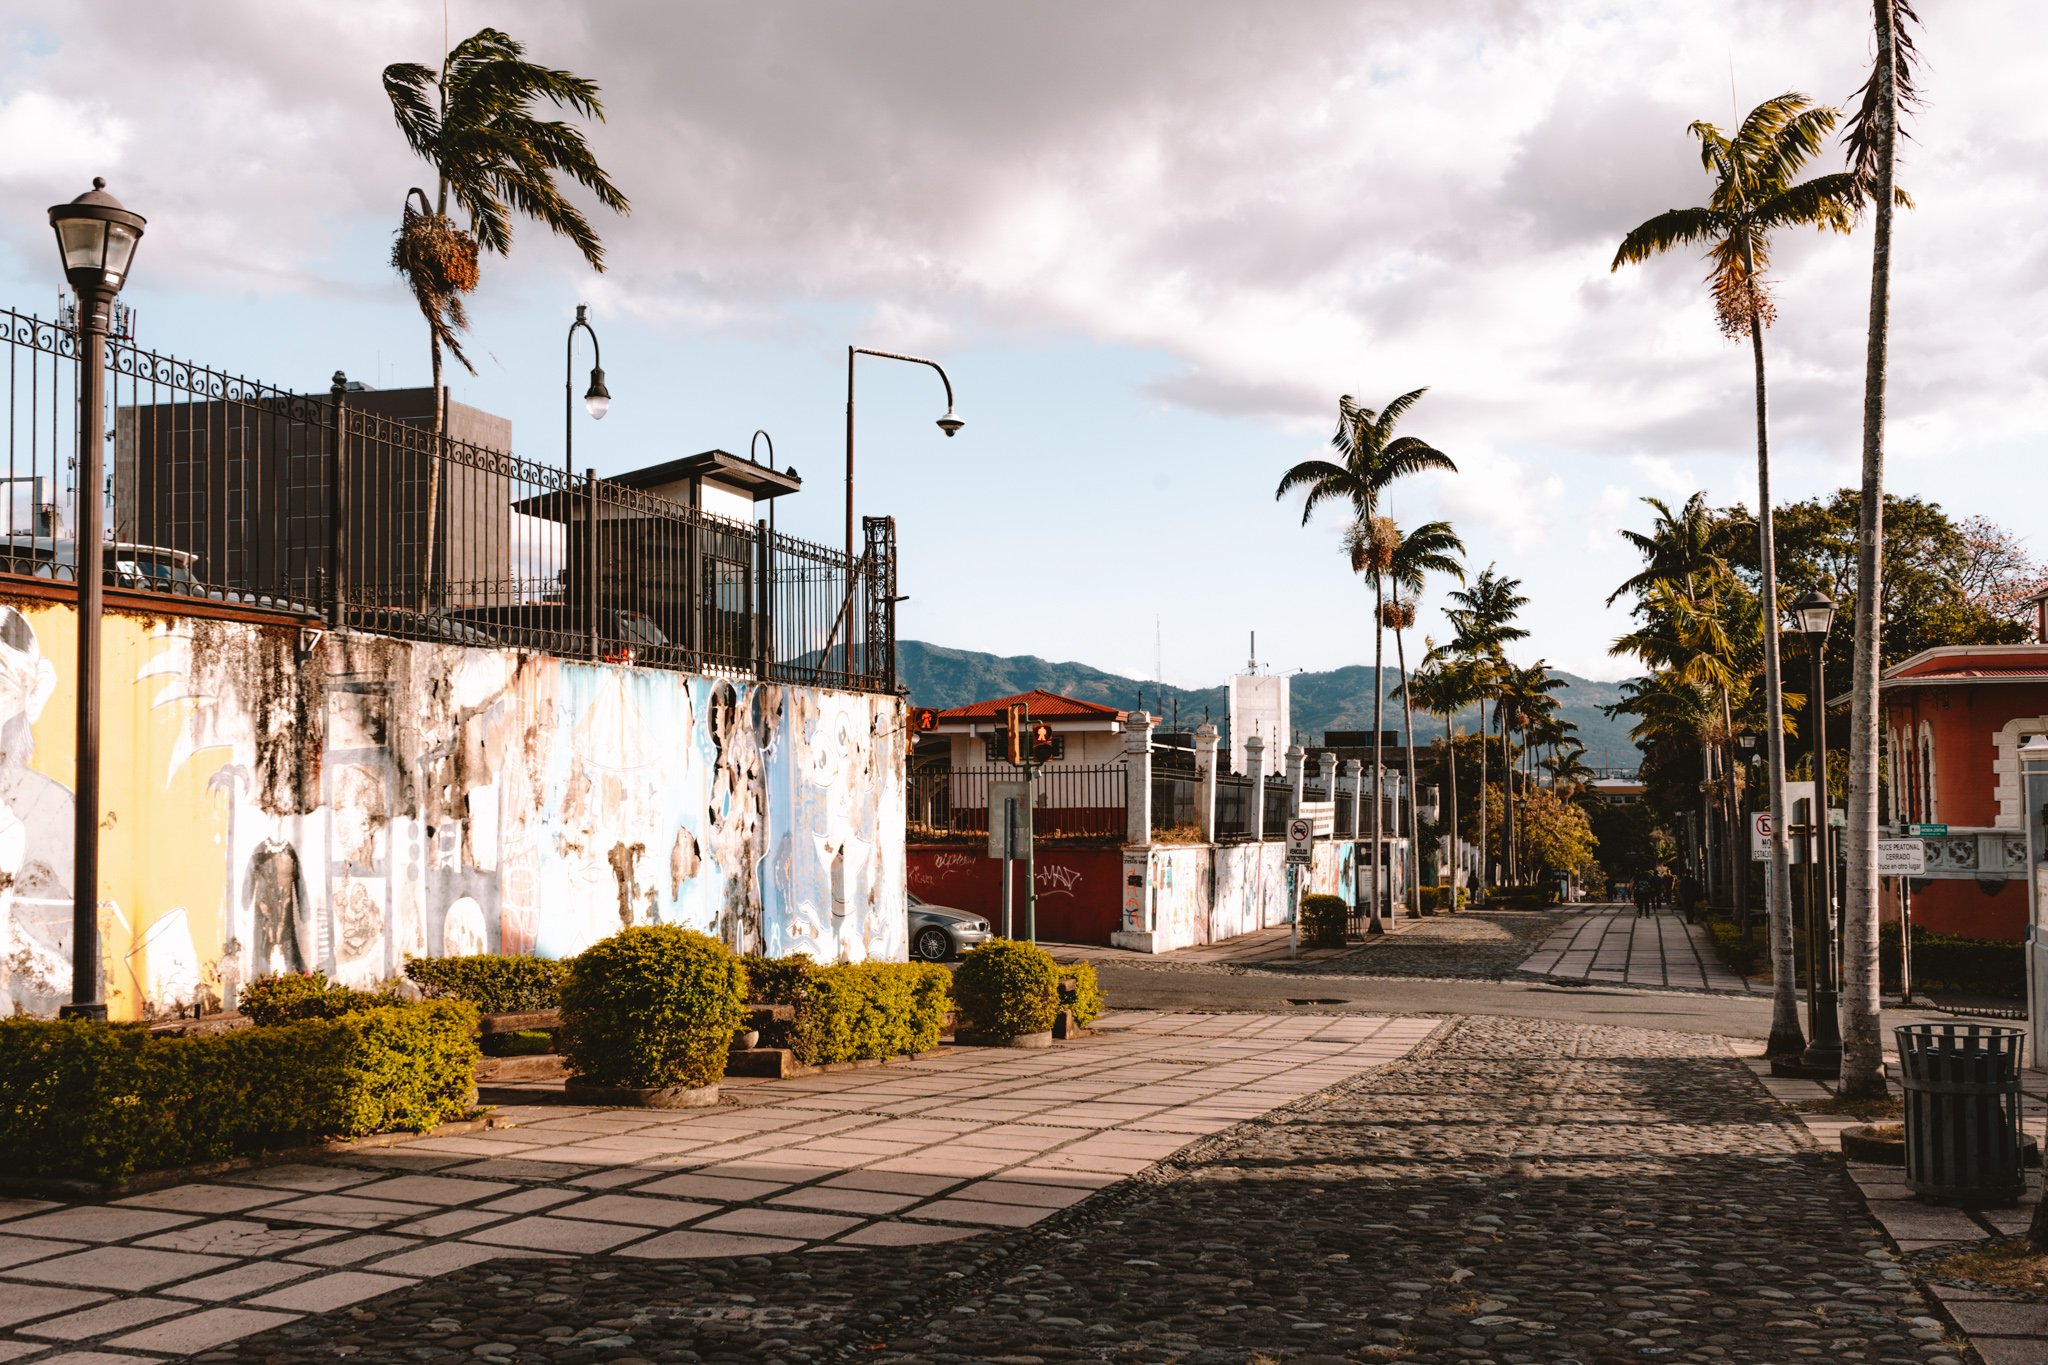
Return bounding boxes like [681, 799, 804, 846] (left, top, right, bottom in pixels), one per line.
[910, 706, 940, 734]
[1030, 721, 1055, 764]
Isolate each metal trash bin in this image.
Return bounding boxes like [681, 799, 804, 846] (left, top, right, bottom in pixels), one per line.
[1895, 1022, 2026, 1206]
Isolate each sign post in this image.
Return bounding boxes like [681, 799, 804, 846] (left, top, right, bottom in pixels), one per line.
[1285, 816, 1313, 959]
[1879, 838, 1927, 1009]
[988, 779, 1030, 939]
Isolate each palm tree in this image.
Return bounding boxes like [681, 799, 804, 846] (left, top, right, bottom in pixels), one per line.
[1382, 519, 1465, 915]
[1448, 566, 1529, 886]
[1840, 1, 1922, 1102]
[1277, 390, 1456, 932]
[384, 28, 629, 606]
[1406, 646, 1482, 902]
[1497, 660, 1566, 884]
[1613, 93, 1859, 1058]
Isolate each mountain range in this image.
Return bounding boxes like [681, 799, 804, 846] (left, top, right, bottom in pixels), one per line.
[898, 641, 1641, 770]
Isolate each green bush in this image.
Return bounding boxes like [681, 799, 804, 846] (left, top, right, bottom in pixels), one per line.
[1298, 894, 1349, 948]
[1705, 917, 1760, 977]
[743, 955, 951, 1064]
[1879, 926, 2023, 999]
[953, 939, 1060, 1040]
[0, 1001, 479, 1185]
[239, 972, 389, 1026]
[1419, 885, 1470, 913]
[1058, 961, 1105, 1027]
[557, 926, 747, 1090]
[404, 954, 568, 1014]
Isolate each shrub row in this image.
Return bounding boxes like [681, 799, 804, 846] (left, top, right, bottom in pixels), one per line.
[742, 955, 951, 1064]
[1879, 926, 2024, 999]
[1299, 894, 1349, 949]
[238, 972, 391, 1026]
[1419, 885, 1469, 913]
[1059, 961, 1105, 1027]
[0, 1001, 479, 1185]
[404, 954, 568, 1013]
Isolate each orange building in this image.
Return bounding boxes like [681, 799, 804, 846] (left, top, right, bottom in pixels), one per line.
[1879, 611, 2048, 940]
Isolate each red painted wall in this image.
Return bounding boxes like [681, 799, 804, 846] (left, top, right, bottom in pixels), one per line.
[1881, 877, 2026, 941]
[907, 845, 1124, 945]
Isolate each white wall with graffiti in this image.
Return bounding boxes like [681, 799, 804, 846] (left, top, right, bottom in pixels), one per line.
[1125, 837, 1384, 953]
[0, 596, 906, 1020]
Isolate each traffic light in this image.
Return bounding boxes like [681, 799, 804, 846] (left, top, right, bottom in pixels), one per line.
[910, 706, 940, 734]
[1005, 704, 1025, 766]
[1030, 720, 1055, 764]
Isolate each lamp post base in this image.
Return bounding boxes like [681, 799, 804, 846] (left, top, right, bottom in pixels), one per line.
[58, 1002, 108, 1021]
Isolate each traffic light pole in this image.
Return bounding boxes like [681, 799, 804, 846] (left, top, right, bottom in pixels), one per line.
[1025, 756, 1038, 945]
[1001, 797, 1017, 938]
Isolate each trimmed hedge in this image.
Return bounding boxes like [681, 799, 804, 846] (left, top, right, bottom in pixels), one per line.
[1880, 926, 2023, 999]
[953, 939, 1060, 1040]
[238, 972, 389, 1026]
[743, 955, 952, 1064]
[0, 1001, 480, 1185]
[1058, 961, 1105, 1027]
[403, 954, 568, 1013]
[1299, 893, 1349, 949]
[1419, 885, 1469, 913]
[557, 926, 748, 1090]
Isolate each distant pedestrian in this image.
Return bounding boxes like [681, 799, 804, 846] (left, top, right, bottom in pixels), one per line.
[1632, 875, 1650, 918]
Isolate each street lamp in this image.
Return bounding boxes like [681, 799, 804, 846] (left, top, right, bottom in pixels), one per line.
[48, 177, 145, 1021]
[2020, 734, 2048, 1071]
[845, 346, 960, 570]
[1793, 588, 1841, 1074]
[565, 304, 608, 477]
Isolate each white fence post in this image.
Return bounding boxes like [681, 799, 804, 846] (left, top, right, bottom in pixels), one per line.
[1194, 722, 1220, 843]
[1125, 711, 1154, 848]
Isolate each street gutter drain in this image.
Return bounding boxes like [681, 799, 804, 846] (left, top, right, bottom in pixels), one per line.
[1286, 998, 1345, 1006]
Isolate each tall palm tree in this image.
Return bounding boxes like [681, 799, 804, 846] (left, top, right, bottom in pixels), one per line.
[1497, 660, 1566, 884]
[1448, 566, 1529, 886]
[384, 28, 629, 606]
[1277, 390, 1456, 932]
[1614, 93, 1858, 1058]
[1382, 519, 1465, 915]
[1840, 0, 1922, 1102]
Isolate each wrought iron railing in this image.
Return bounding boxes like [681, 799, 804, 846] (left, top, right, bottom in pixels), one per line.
[1151, 768, 1199, 833]
[1262, 778, 1295, 837]
[0, 307, 894, 693]
[908, 763, 1128, 842]
[1215, 774, 1253, 841]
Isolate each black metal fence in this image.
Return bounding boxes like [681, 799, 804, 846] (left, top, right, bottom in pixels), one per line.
[1151, 768, 1199, 833]
[1263, 777, 1295, 835]
[908, 763, 1129, 842]
[1215, 774, 1253, 841]
[0, 307, 894, 693]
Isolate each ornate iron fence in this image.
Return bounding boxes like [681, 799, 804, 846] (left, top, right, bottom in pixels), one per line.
[1215, 774, 1253, 841]
[1262, 777, 1295, 836]
[1151, 768, 1199, 833]
[0, 307, 894, 692]
[908, 763, 1129, 842]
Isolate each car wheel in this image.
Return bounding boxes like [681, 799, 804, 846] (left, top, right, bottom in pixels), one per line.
[914, 926, 953, 962]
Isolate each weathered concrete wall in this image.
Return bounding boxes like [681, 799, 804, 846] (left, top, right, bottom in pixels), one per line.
[1117, 838, 1384, 953]
[0, 597, 905, 1020]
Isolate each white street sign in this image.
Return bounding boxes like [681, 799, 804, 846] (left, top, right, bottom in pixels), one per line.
[1285, 816, 1314, 865]
[1878, 838, 1927, 876]
[987, 780, 1030, 859]
[1750, 811, 1774, 862]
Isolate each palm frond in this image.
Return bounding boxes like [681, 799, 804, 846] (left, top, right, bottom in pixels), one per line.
[1845, 0, 1922, 194]
[1612, 206, 1727, 270]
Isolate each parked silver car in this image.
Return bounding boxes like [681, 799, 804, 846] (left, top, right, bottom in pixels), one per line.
[908, 892, 993, 962]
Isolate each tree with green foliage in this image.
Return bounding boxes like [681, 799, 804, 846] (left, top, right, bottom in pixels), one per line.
[1447, 566, 1529, 884]
[1614, 92, 1860, 1059]
[383, 27, 629, 603]
[1381, 520, 1465, 914]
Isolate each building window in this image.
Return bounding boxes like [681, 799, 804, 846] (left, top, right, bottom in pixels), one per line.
[1919, 721, 1937, 823]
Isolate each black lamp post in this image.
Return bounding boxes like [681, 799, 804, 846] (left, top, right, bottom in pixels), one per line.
[565, 304, 608, 478]
[48, 177, 144, 1021]
[1793, 587, 1842, 1074]
[845, 346, 960, 570]
[1735, 728, 1760, 940]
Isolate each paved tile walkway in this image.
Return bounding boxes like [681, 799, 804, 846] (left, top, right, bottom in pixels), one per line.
[0, 1011, 1436, 1363]
[1518, 901, 1760, 992]
[1048, 907, 1428, 967]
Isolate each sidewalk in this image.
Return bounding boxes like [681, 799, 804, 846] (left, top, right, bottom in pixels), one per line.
[0, 1011, 1436, 1363]
[1746, 1041, 2048, 1365]
[1517, 901, 1760, 993]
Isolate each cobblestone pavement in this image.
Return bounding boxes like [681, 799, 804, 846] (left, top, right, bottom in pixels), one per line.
[1289, 906, 1571, 980]
[1517, 906, 1759, 994]
[186, 1014, 1963, 1364]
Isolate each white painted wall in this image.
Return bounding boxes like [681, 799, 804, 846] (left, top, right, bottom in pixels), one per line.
[1228, 673, 1288, 776]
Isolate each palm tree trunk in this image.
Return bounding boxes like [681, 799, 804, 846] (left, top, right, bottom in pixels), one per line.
[1396, 627, 1423, 916]
[1477, 694, 1489, 888]
[1443, 710, 1459, 908]
[1751, 287, 1806, 1059]
[1368, 582, 1386, 934]
[419, 169, 452, 615]
[1841, 0, 1900, 1100]
[1502, 703, 1516, 885]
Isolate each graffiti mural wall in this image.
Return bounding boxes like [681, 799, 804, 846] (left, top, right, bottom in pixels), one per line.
[0, 597, 906, 1020]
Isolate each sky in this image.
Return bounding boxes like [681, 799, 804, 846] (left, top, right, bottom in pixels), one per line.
[1, 1, 2043, 687]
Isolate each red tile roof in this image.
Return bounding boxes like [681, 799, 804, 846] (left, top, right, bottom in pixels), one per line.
[935, 689, 1127, 723]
